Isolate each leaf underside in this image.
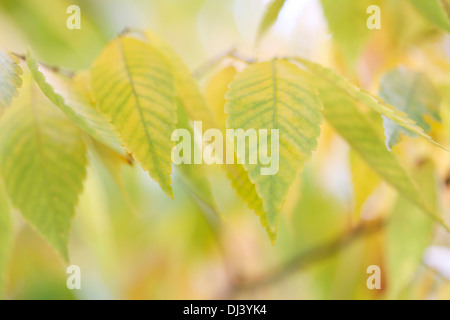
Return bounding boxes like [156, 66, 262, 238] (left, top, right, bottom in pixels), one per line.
[379, 67, 441, 149]
[0, 48, 23, 113]
[297, 58, 447, 151]
[26, 49, 124, 153]
[311, 71, 448, 230]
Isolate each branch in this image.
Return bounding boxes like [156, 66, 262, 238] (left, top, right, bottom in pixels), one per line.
[12, 52, 75, 78]
[193, 48, 256, 79]
[228, 218, 386, 296]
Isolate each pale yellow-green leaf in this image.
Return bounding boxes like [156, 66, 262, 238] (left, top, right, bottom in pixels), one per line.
[174, 98, 219, 220]
[0, 76, 87, 261]
[204, 66, 267, 238]
[320, 0, 382, 65]
[256, 0, 286, 42]
[226, 60, 323, 239]
[310, 71, 449, 230]
[144, 30, 215, 129]
[409, 0, 450, 32]
[26, 49, 124, 154]
[439, 84, 450, 142]
[0, 47, 22, 113]
[386, 160, 435, 299]
[205, 65, 238, 129]
[0, 180, 12, 298]
[87, 136, 133, 183]
[224, 161, 268, 235]
[297, 58, 447, 151]
[379, 67, 441, 149]
[86, 136, 138, 217]
[91, 37, 176, 198]
[349, 149, 380, 223]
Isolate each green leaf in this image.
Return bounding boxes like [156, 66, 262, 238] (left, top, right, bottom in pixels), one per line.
[379, 67, 441, 149]
[297, 58, 447, 151]
[256, 0, 286, 42]
[320, 0, 381, 65]
[0, 47, 22, 114]
[0, 75, 87, 261]
[0, 180, 12, 298]
[144, 30, 215, 129]
[91, 37, 177, 198]
[386, 160, 435, 299]
[226, 60, 323, 239]
[309, 69, 449, 230]
[26, 48, 124, 153]
[409, 0, 450, 32]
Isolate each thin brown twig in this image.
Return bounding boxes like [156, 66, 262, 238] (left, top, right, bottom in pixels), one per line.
[12, 52, 75, 78]
[227, 218, 386, 297]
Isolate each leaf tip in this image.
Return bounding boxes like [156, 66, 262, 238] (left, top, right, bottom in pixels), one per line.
[266, 226, 278, 245]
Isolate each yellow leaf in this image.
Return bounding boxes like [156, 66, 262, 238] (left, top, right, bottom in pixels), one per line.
[91, 37, 177, 198]
[145, 30, 215, 128]
[204, 66, 267, 239]
[205, 65, 237, 129]
[349, 149, 380, 223]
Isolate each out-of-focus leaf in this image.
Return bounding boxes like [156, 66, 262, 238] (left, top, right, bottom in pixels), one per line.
[91, 37, 176, 198]
[386, 160, 436, 299]
[297, 58, 447, 150]
[349, 149, 380, 223]
[256, 0, 286, 42]
[226, 60, 323, 241]
[310, 69, 449, 230]
[0, 48, 22, 113]
[0, 180, 12, 298]
[286, 168, 354, 299]
[0, 0, 107, 69]
[380, 67, 441, 149]
[224, 161, 265, 220]
[0, 76, 87, 261]
[174, 99, 219, 222]
[320, 0, 382, 66]
[204, 66, 265, 236]
[26, 49, 124, 153]
[409, 0, 450, 32]
[145, 30, 215, 129]
[204, 65, 238, 129]
[440, 84, 450, 141]
[88, 137, 132, 182]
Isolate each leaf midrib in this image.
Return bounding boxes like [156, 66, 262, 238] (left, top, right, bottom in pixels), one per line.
[117, 39, 165, 185]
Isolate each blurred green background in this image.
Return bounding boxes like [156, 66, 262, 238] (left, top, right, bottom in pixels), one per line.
[1, 0, 450, 300]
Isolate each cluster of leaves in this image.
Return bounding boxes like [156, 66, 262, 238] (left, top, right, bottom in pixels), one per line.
[0, 0, 449, 283]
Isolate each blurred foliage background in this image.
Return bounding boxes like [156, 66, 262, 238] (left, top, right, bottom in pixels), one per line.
[0, 0, 450, 300]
